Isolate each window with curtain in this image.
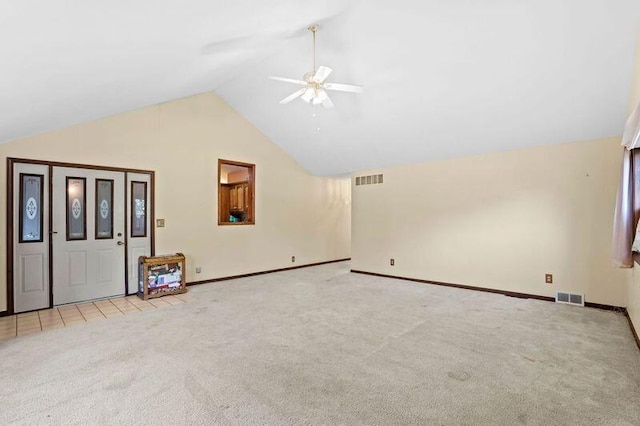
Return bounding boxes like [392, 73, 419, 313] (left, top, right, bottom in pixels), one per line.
[613, 101, 640, 267]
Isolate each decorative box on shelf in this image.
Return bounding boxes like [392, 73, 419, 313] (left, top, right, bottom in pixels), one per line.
[138, 253, 187, 300]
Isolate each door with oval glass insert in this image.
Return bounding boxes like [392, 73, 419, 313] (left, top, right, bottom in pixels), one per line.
[12, 163, 50, 313]
[52, 167, 126, 305]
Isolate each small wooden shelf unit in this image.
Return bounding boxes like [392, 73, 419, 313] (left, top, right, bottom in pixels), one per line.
[138, 253, 187, 300]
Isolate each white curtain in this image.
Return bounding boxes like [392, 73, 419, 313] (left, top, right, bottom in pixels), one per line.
[613, 101, 640, 267]
[622, 101, 640, 150]
[612, 149, 640, 267]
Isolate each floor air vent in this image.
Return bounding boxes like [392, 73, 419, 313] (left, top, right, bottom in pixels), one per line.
[555, 291, 584, 307]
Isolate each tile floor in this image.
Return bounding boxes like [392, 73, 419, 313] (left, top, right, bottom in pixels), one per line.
[0, 293, 194, 341]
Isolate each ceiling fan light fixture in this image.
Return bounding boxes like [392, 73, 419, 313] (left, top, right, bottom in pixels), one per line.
[269, 24, 362, 108]
[301, 87, 315, 103]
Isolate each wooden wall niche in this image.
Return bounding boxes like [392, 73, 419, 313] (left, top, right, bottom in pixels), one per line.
[218, 159, 255, 225]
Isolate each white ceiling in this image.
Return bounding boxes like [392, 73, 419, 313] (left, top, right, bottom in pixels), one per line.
[2, 1, 639, 176]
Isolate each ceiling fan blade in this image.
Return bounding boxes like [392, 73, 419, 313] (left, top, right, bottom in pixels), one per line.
[324, 82, 363, 93]
[312, 66, 333, 83]
[301, 88, 315, 103]
[268, 76, 308, 86]
[280, 88, 306, 104]
[322, 96, 335, 109]
[315, 89, 329, 102]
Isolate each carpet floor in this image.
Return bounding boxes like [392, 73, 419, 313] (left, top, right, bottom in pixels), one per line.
[1, 261, 639, 425]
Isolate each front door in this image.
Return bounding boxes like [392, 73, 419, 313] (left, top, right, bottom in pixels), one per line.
[51, 167, 126, 305]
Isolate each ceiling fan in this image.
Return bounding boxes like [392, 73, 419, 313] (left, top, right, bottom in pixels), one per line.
[269, 24, 362, 109]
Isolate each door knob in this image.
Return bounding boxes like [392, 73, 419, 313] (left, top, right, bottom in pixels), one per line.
[117, 241, 125, 246]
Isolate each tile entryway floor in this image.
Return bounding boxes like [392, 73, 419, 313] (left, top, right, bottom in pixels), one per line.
[0, 293, 194, 341]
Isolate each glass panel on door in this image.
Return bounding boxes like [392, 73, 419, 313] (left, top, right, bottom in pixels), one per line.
[131, 181, 147, 237]
[20, 173, 44, 243]
[95, 179, 114, 239]
[66, 177, 86, 241]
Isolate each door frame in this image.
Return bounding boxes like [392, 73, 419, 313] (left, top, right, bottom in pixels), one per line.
[6, 158, 155, 315]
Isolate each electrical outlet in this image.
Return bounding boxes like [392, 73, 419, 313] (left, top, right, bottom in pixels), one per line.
[195, 267, 202, 274]
[156, 219, 165, 228]
[291, 256, 295, 263]
[545, 274, 553, 284]
[390, 258, 395, 266]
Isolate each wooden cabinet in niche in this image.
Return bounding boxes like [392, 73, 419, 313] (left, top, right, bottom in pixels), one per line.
[218, 160, 255, 225]
[229, 183, 248, 212]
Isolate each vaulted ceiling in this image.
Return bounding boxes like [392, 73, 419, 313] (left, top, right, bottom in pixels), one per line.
[2, 1, 639, 175]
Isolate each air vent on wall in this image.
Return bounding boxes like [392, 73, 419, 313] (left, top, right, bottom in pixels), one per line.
[355, 174, 383, 186]
[555, 291, 584, 307]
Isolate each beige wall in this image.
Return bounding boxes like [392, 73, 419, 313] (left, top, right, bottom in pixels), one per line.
[626, 31, 640, 334]
[352, 137, 628, 307]
[631, 31, 640, 112]
[0, 92, 351, 312]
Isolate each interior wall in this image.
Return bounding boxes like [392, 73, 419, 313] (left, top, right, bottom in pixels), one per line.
[626, 30, 640, 334]
[0, 92, 351, 312]
[352, 137, 628, 307]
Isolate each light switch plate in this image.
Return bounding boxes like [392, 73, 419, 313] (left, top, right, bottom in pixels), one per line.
[156, 219, 165, 227]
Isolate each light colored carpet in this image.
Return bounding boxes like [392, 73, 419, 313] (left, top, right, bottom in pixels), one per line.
[1, 261, 639, 425]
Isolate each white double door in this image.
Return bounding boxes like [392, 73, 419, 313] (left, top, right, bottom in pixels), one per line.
[13, 163, 152, 312]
